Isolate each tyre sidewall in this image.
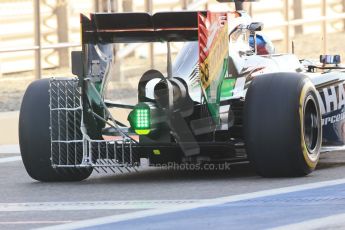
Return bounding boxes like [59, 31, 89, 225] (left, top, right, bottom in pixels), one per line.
[244, 73, 322, 177]
[19, 79, 92, 182]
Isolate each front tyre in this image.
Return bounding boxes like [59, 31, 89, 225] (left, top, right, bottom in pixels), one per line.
[244, 73, 322, 177]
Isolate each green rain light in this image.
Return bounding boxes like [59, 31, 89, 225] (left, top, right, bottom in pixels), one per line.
[130, 107, 151, 135]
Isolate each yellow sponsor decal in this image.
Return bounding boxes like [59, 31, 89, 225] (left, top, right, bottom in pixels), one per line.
[153, 149, 161, 155]
[200, 23, 228, 90]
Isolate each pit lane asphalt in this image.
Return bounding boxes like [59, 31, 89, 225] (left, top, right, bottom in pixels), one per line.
[1, 150, 345, 229]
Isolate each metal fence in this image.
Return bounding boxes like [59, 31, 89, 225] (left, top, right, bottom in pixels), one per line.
[0, 0, 345, 80]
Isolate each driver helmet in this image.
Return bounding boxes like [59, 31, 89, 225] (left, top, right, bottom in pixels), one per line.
[249, 34, 275, 55]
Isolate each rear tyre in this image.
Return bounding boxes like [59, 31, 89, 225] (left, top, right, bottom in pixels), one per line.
[244, 73, 322, 177]
[19, 78, 92, 182]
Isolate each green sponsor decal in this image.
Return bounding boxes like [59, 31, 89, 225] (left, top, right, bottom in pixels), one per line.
[204, 58, 229, 122]
[220, 78, 236, 100]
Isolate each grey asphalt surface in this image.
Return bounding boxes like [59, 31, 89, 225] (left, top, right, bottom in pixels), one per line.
[0, 151, 345, 229]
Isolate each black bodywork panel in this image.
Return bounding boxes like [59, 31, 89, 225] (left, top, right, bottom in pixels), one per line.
[81, 11, 206, 43]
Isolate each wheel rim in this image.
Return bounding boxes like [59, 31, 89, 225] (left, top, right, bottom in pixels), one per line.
[304, 95, 320, 154]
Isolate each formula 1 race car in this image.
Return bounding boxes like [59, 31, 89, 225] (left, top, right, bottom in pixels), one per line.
[19, 0, 345, 181]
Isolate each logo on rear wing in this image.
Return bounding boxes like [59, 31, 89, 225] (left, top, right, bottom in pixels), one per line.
[198, 12, 229, 119]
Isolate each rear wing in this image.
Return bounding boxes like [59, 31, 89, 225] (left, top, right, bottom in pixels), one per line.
[80, 10, 229, 120]
[81, 12, 207, 43]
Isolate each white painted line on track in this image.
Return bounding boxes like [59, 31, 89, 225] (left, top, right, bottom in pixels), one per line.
[0, 156, 21, 163]
[0, 200, 199, 212]
[271, 213, 345, 230]
[0, 221, 73, 225]
[0, 144, 20, 154]
[37, 178, 345, 230]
